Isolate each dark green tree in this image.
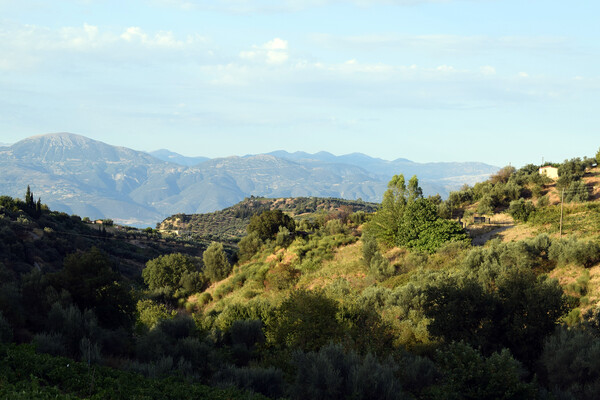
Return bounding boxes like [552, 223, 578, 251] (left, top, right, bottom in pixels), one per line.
[247, 210, 295, 242]
[25, 185, 34, 209]
[142, 253, 199, 291]
[52, 247, 134, 330]
[266, 290, 344, 352]
[435, 342, 536, 399]
[424, 267, 567, 365]
[508, 199, 535, 222]
[203, 242, 232, 282]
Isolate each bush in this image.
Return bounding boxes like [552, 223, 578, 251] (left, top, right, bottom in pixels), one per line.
[290, 343, 407, 400]
[564, 180, 590, 203]
[361, 234, 378, 266]
[324, 219, 346, 235]
[265, 263, 299, 291]
[369, 252, 394, 280]
[540, 327, 600, 399]
[549, 237, 600, 268]
[275, 226, 293, 247]
[198, 292, 213, 306]
[508, 198, 535, 222]
[136, 299, 176, 329]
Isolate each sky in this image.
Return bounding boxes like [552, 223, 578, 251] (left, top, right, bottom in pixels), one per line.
[0, 0, 599, 167]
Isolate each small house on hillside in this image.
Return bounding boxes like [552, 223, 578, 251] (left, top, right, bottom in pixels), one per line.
[539, 166, 559, 180]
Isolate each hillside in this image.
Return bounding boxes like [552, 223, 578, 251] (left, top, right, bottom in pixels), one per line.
[2, 153, 600, 399]
[159, 196, 378, 242]
[0, 133, 498, 227]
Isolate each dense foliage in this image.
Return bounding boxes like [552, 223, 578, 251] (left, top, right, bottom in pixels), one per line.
[367, 174, 469, 252]
[2, 153, 600, 400]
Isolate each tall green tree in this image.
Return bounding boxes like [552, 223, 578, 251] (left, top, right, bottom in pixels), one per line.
[203, 242, 232, 282]
[368, 174, 409, 244]
[369, 174, 468, 252]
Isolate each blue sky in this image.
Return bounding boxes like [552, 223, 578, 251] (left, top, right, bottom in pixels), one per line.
[1, 0, 598, 167]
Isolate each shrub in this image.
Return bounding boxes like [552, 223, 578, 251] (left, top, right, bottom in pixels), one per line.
[275, 226, 293, 247]
[508, 198, 535, 222]
[198, 292, 213, 306]
[265, 263, 299, 291]
[324, 219, 346, 235]
[564, 180, 590, 203]
[549, 237, 600, 268]
[369, 252, 394, 280]
[289, 343, 407, 400]
[361, 234, 378, 266]
[178, 270, 208, 296]
[537, 195, 549, 207]
[136, 299, 175, 330]
[540, 327, 600, 399]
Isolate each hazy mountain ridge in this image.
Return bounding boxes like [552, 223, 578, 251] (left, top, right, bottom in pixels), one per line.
[0, 133, 498, 226]
[149, 149, 210, 166]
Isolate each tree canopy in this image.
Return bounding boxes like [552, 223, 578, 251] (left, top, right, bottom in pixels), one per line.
[247, 209, 295, 242]
[142, 253, 199, 291]
[368, 174, 469, 252]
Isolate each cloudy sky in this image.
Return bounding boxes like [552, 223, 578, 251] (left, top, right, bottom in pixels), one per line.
[1, 0, 598, 167]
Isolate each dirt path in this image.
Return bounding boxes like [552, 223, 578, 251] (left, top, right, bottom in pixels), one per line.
[471, 224, 514, 245]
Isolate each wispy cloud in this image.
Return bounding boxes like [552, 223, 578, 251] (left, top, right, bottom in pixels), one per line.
[0, 23, 210, 70]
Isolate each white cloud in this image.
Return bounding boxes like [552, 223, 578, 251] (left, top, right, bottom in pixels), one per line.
[263, 38, 288, 51]
[239, 38, 289, 65]
[0, 23, 210, 70]
[120, 27, 188, 48]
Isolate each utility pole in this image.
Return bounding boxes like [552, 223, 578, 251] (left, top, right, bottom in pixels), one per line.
[559, 188, 564, 236]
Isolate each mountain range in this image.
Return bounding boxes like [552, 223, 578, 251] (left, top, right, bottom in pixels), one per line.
[0, 133, 499, 227]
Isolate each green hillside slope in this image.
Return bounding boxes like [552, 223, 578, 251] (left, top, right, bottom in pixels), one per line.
[2, 151, 600, 399]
